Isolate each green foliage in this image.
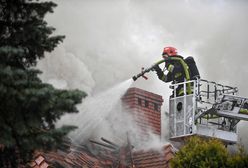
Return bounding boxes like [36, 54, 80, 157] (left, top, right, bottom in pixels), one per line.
[170, 136, 229, 168]
[228, 146, 248, 168]
[0, 0, 64, 68]
[170, 136, 248, 168]
[0, 0, 87, 166]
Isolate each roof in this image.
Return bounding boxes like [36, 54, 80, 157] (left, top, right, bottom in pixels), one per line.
[28, 144, 117, 168]
[28, 143, 174, 168]
[133, 144, 174, 168]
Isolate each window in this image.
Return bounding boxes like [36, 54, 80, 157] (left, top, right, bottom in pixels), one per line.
[145, 100, 149, 108]
[154, 103, 159, 111]
[138, 98, 142, 106]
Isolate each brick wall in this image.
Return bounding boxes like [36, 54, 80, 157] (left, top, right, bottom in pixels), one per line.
[122, 87, 163, 138]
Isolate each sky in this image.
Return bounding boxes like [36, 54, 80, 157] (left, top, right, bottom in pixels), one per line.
[37, 0, 248, 149]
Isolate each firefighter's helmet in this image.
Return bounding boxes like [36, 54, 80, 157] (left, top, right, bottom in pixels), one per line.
[162, 46, 177, 57]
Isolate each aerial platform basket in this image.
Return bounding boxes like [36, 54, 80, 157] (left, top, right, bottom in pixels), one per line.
[168, 79, 247, 144]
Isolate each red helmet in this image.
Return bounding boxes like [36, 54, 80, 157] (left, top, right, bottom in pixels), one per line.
[162, 46, 177, 57]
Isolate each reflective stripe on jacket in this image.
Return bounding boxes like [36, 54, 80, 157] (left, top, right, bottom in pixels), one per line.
[157, 55, 192, 94]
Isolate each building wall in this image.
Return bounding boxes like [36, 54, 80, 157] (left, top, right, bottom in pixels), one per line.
[122, 87, 163, 138]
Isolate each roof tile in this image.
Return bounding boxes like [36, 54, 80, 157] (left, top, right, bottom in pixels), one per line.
[35, 155, 45, 165]
[40, 162, 49, 168]
[133, 144, 174, 168]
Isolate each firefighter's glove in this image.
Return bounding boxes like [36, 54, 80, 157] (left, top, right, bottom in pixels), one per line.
[152, 64, 161, 71]
[153, 65, 164, 79]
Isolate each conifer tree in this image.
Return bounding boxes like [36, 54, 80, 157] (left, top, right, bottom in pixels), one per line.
[0, 0, 86, 166]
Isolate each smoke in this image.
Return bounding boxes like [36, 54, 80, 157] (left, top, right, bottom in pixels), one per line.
[56, 79, 167, 150]
[56, 79, 134, 143]
[37, 0, 248, 149]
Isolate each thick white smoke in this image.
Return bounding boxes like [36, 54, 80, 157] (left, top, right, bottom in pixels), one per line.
[38, 0, 248, 149]
[56, 79, 167, 150]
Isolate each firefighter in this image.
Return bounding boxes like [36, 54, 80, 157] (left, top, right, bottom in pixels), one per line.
[153, 46, 193, 97]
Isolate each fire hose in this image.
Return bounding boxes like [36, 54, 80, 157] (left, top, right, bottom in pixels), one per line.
[132, 59, 166, 81]
[132, 57, 192, 94]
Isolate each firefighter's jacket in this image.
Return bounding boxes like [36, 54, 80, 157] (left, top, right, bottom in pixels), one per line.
[154, 55, 191, 96]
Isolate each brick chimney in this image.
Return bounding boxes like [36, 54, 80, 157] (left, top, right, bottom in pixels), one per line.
[122, 87, 163, 138]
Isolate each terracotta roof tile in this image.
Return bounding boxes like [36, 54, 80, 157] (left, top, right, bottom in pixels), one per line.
[35, 155, 45, 165]
[40, 162, 49, 168]
[28, 161, 36, 167]
[30, 140, 174, 168]
[133, 144, 174, 168]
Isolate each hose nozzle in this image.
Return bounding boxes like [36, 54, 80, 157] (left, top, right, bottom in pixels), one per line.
[132, 66, 154, 81]
[132, 76, 138, 81]
[132, 59, 166, 82]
